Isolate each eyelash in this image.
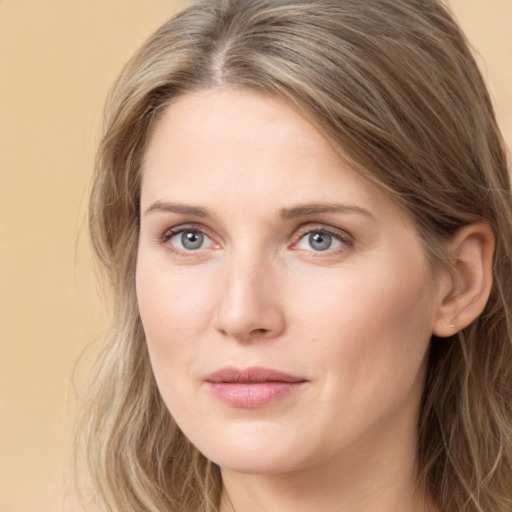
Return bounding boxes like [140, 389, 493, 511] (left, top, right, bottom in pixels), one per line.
[290, 225, 354, 257]
[157, 223, 354, 257]
[158, 224, 216, 257]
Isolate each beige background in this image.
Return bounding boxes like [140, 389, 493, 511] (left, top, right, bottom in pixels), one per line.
[1, 1, 511, 511]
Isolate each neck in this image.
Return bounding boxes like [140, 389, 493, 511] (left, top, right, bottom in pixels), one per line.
[220, 460, 431, 512]
[218, 418, 435, 512]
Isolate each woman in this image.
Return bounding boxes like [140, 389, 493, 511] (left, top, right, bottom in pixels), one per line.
[79, 1, 512, 511]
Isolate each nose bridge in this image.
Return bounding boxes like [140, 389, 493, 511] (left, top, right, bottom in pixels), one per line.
[214, 244, 285, 341]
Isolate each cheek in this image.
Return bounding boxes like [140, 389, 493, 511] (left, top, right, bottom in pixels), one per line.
[291, 253, 437, 400]
[294, 258, 435, 344]
[137, 255, 215, 324]
[135, 261, 225, 439]
[135, 261, 215, 377]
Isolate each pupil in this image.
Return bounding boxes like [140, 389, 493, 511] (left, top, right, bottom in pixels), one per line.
[309, 232, 331, 251]
[182, 231, 203, 250]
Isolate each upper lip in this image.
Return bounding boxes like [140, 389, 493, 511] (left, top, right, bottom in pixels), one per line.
[205, 366, 307, 384]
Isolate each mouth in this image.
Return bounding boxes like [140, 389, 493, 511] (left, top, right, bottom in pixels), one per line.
[204, 367, 308, 408]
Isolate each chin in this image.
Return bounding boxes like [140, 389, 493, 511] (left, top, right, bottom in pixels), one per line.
[188, 423, 315, 475]
[210, 450, 305, 476]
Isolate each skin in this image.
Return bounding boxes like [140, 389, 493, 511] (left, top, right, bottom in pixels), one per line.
[136, 88, 448, 512]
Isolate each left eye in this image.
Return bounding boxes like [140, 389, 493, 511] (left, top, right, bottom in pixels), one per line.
[169, 229, 213, 251]
[296, 231, 343, 252]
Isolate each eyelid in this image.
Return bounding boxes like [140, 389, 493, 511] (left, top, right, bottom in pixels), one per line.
[158, 223, 220, 254]
[155, 221, 354, 256]
[290, 223, 354, 252]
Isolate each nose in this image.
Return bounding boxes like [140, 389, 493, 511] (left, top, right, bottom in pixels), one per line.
[213, 253, 286, 342]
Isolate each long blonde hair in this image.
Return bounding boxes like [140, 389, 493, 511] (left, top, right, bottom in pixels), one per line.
[79, 1, 512, 511]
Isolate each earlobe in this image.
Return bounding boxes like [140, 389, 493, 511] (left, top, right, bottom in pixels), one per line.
[433, 223, 495, 338]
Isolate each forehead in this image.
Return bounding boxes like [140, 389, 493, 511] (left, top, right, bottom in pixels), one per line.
[140, 88, 411, 230]
[142, 88, 338, 182]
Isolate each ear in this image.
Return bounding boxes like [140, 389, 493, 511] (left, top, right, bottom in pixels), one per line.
[433, 223, 495, 337]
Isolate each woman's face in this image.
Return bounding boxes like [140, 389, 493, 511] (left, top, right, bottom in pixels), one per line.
[137, 89, 444, 475]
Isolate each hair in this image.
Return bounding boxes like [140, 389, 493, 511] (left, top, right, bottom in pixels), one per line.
[78, 1, 512, 511]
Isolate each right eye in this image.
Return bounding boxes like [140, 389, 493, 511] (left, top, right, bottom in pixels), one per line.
[163, 227, 216, 253]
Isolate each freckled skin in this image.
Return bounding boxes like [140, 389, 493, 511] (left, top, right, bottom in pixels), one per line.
[136, 89, 445, 511]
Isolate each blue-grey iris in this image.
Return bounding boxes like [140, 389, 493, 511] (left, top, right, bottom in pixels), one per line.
[308, 232, 332, 251]
[182, 231, 204, 250]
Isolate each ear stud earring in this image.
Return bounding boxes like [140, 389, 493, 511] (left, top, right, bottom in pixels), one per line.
[450, 322, 455, 329]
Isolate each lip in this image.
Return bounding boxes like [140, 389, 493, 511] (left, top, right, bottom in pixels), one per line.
[204, 367, 308, 408]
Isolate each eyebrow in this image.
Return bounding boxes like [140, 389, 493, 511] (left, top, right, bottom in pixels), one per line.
[279, 203, 375, 221]
[143, 201, 375, 221]
[144, 201, 211, 218]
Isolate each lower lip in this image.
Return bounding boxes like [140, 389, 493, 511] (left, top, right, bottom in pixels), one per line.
[206, 382, 305, 408]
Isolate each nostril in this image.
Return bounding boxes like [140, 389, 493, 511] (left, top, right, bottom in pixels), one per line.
[213, 290, 286, 341]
